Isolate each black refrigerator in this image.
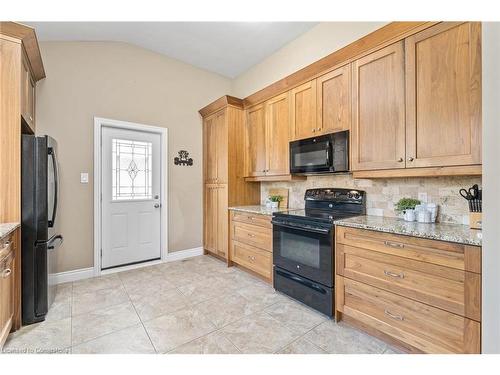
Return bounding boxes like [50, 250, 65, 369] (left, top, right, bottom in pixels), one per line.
[21, 135, 63, 325]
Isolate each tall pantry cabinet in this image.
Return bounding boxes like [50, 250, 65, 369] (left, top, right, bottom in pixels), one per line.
[200, 97, 260, 260]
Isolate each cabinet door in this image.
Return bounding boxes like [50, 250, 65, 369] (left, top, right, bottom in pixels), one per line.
[203, 185, 218, 254]
[317, 65, 351, 134]
[214, 111, 228, 183]
[21, 57, 35, 132]
[245, 104, 267, 177]
[290, 80, 317, 140]
[351, 42, 406, 171]
[0, 251, 14, 347]
[203, 114, 218, 183]
[405, 22, 481, 168]
[266, 92, 290, 176]
[216, 185, 228, 259]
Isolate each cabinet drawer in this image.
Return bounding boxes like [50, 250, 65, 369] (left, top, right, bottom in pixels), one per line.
[336, 226, 481, 273]
[232, 222, 272, 252]
[338, 277, 480, 353]
[337, 243, 481, 321]
[232, 212, 272, 229]
[231, 241, 272, 279]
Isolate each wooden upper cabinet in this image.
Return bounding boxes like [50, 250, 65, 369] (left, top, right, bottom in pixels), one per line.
[265, 92, 290, 176]
[203, 110, 227, 183]
[203, 114, 218, 183]
[405, 22, 482, 168]
[290, 80, 317, 140]
[215, 111, 228, 183]
[244, 104, 267, 177]
[316, 65, 351, 134]
[21, 55, 35, 132]
[351, 41, 406, 171]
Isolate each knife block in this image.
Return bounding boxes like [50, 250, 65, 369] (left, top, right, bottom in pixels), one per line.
[469, 212, 482, 230]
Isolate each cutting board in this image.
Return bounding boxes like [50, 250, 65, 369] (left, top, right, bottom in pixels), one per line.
[268, 188, 289, 209]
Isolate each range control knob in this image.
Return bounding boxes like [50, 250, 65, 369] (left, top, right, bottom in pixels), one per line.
[348, 190, 361, 200]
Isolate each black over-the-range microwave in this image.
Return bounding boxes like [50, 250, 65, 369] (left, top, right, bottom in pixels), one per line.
[289, 130, 349, 175]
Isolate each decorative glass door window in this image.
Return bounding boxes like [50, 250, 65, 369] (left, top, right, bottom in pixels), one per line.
[112, 138, 153, 200]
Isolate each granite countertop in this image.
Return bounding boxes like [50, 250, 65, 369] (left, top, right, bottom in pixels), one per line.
[334, 215, 482, 247]
[229, 205, 296, 216]
[0, 222, 20, 239]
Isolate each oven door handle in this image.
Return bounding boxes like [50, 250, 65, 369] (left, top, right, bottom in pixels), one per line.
[275, 269, 328, 295]
[271, 221, 331, 235]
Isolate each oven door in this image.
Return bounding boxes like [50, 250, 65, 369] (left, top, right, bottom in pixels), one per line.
[272, 220, 333, 287]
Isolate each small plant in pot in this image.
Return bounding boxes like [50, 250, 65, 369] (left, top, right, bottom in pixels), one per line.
[395, 198, 421, 222]
[268, 195, 283, 209]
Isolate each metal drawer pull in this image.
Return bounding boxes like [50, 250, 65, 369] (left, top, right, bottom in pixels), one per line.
[247, 255, 256, 262]
[247, 216, 255, 220]
[384, 270, 405, 279]
[384, 241, 404, 249]
[247, 233, 255, 237]
[2, 268, 12, 278]
[384, 309, 404, 321]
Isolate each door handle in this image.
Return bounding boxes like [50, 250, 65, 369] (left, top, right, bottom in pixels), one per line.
[154, 203, 161, 208]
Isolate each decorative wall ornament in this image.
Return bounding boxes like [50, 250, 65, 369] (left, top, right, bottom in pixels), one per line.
[174, 150, 194, 166]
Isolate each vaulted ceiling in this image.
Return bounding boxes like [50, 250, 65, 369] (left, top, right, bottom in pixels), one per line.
[26, 22, 317, 78]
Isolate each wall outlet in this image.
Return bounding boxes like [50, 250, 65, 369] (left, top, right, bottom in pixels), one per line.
[418, 192, 428, 203]
[80, 172, 89, 184]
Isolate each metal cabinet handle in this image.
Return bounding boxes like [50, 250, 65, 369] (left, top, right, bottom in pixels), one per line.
[2, 268, 11, 278]
[408, 157, 414, 162]
[247, 216, 255, 220]
[317, 127, 321, 131]
[247, 255, 256, 262]
[384, 309, 404, 321]
[312, 129, 316, 133]
[384, 241, 404, 249]
[29, 115, 33, 121]
[247, 233, 255, 237]
[398, 157, 404, 162]
[154, 203, 160, 208]
[384, 270, 405, 279]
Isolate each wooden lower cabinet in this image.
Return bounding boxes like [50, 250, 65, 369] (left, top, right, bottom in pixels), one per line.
[337, 277, 480, 354]
[203, 184, 228, 259]
[229, 210, 273, 282]
[231, 241, 272, 280]
[1, 228, 19, 349]
[335, 226, 481, 354]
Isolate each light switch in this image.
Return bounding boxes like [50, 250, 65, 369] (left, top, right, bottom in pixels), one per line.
[80, 172, 89, 184]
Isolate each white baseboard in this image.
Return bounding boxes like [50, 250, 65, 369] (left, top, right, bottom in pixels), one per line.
[52, 247, 204, 285]
[165, 246, 204, 262]
[49, 267, 94, 285]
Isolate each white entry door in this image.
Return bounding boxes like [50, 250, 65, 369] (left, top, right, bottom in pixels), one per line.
[101, 126, 162, 269]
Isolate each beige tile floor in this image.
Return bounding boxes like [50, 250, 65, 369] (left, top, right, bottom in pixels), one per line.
[2, 255, 400, 354]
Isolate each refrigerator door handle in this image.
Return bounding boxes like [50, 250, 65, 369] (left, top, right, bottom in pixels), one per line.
[48, 147, 59, 228]
[47, 235, 63, 250]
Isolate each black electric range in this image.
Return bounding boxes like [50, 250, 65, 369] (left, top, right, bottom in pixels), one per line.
[272, 188, 366, 317]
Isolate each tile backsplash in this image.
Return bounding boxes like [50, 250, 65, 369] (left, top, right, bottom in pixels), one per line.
[261, 174, 482, 225]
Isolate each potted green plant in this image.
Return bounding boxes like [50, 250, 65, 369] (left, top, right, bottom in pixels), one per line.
[268, 195, 283, 209]
[395, 198, 421, 222]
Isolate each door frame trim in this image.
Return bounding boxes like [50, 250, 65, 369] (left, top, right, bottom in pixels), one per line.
[93, 117, 168, 277]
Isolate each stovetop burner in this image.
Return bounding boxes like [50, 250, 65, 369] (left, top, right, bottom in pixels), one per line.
[273, 188, 366, 225]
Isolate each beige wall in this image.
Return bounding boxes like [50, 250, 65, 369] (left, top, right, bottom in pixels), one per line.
[36, 41, 231, 273]
[231, 22, 387, 98]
